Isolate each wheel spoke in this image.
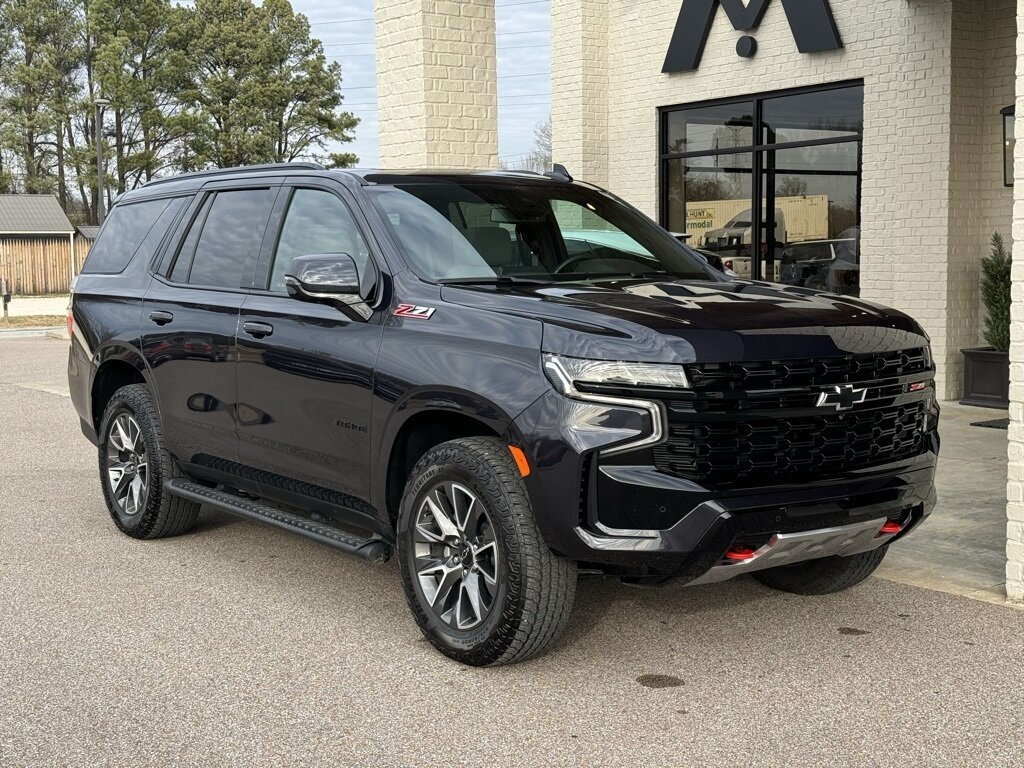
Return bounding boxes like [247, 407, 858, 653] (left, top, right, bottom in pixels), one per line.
[475, 541, 499, 586]
[417, 561, 463, 609]
[108, 463, 132, 499]
[458, 572, 484, 629]
[425, 491, 460, 540]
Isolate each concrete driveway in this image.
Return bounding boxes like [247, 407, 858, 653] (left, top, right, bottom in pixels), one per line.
[2, 338, 1023, 767]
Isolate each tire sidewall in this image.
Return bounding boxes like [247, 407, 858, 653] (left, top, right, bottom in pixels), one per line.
[397, 450, 524, 661]
[97, 388, 163, 536]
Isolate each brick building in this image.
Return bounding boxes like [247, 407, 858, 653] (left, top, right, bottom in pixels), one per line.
[375, 0, 1024, 600]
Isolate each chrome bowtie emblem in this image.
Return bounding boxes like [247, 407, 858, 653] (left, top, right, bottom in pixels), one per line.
[816, 384, 867, 411]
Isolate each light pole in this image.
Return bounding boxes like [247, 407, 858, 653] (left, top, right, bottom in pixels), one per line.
[94, 97, 111, 225]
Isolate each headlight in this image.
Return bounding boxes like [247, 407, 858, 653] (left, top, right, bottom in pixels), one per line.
[542, 354, 689, 395]
[542, 354, 686, 456]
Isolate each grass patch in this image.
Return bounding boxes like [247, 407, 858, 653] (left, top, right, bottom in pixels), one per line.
[0, 315, 66, 329]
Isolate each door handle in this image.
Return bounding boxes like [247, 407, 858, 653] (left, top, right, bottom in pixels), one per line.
[148, 310, 174, 326]
[243, 321, 274, 338]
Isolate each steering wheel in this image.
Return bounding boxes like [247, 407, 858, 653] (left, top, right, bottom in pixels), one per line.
[554, 252, 653, 275]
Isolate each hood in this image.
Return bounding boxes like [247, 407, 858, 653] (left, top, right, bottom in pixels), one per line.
[440, 278, 929, 364]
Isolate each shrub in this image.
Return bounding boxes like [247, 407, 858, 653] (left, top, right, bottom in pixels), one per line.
[982, 232, 1012, 353]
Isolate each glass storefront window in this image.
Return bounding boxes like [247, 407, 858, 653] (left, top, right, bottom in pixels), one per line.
[660, 82, 863, 295]
[761, 85, 863, 144]
[665, 102, 754, 155]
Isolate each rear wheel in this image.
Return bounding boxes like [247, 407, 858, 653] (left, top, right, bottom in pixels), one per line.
[752, 547, 888, 595]
[98, 384, 199, 539]
[397, 437, 577, 666]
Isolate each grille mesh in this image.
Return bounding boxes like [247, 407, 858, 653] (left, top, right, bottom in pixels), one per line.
[652, 350, 934, 489]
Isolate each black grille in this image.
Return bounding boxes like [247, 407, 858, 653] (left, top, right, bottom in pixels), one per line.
[654, 401, 929, 489]
[688, 348, 930, 392]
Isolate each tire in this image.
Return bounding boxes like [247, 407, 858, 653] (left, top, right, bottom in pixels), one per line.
[97, 384, 200, 540]
[752, 547, 888, 596]
[397, 437, 577, 666]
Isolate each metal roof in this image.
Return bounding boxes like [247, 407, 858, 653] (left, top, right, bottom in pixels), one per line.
[77, 225, 101, 240]
[0, 194, 74, 234]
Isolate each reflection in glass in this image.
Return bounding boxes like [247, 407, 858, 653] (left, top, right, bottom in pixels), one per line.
[665, 102, 754, 154]
[666, 155, 754, 278]
[769, 145, 860, 295]
[761, 85, 864, 144]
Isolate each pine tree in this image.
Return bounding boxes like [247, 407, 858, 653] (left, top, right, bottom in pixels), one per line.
[982, 232, 1012, 353]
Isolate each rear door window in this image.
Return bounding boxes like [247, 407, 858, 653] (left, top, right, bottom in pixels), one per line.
[83, 197, 185, 274]
[170, 188, 276, 289]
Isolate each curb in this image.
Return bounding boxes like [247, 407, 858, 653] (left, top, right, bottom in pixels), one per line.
[0, 326, 66, 339]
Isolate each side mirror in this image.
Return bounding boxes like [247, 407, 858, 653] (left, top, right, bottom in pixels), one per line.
[285, 254, 372, 320]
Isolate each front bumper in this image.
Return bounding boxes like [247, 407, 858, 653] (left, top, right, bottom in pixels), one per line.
[516, 391, 938, 583]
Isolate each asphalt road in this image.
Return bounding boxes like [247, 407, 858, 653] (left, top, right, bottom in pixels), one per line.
[2, 338, 1023, 767]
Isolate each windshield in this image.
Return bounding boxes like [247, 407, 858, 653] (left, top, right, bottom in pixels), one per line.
[367, 181, 712, 283]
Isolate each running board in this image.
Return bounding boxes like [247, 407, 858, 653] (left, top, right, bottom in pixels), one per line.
[164, 479, 391, 564]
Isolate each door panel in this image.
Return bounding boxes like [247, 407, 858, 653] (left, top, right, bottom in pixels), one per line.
[141, 282, 243, 462]
[236, 294, 383, 501]
[236, 184, 384, 506]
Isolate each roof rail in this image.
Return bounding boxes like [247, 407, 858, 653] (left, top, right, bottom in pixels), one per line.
[143, 162, 326, 189]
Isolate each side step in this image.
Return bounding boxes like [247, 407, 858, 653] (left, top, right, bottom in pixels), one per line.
[165, 479, 391, 564]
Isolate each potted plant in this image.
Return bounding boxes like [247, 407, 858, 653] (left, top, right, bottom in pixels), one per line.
[961, 232, 1012, 408]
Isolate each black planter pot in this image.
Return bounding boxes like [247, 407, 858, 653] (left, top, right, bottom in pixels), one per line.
[961, 347, 1010, 409]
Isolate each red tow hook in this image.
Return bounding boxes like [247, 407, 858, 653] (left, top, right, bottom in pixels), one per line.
[724, 546, 758, 562]
[877, 520, 903, 538]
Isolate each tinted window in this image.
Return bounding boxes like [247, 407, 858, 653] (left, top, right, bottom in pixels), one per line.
[761, 85, 863, 144]
[269, 189, 371, 293]
[169, 196, 212, 284]
[181, 189, 275, 288]
[665, 102, 754, 154]
[83, 198, 177, 274]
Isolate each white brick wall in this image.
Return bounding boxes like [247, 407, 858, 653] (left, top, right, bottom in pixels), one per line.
[376, 0, 498, 169]
[551, 0, 1017, 402]
[1007, 0, 1024, 602]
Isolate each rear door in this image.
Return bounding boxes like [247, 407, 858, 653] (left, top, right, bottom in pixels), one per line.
[142, 182, 280, 465]
[235, 179, 386, 508]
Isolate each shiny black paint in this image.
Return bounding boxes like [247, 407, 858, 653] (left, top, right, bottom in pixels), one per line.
[237, 292, 383, 502]
[70, 167, 938, 580]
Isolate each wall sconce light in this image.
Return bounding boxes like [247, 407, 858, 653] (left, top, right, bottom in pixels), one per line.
[1002, 105, 1015, 188]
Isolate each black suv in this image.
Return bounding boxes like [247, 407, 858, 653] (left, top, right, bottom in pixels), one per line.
[69, 164, 938, 666]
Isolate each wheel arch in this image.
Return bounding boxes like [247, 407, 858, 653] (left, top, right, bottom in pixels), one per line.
[379, 391, 530, 527]
[90, 344, 153, 432]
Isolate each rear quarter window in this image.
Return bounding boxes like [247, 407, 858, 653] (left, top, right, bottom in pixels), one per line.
[82, 197, 188, 275]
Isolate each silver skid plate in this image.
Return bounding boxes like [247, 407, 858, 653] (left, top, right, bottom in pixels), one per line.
[687, 517, 893, 587]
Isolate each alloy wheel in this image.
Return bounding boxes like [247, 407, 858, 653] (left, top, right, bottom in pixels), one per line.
[412, 482, 500, 631]
[105, 413, 149, 517]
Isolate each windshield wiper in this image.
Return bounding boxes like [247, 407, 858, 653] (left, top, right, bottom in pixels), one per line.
[438, 276, 555, 286]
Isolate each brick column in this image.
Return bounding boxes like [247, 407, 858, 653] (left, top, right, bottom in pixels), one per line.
[375, 0, 498, 169]
[1006, 0, 1024, 602]
[550, 0, 609, 188]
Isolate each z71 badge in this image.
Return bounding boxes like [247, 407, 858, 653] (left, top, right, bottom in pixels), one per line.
[393, 304, 437, 320]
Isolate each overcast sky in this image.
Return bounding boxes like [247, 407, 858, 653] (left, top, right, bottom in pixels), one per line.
[291, 0, 552, 168]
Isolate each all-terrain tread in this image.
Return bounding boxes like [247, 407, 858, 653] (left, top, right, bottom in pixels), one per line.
[752, 547, 888, 596]
[398, 437, 576, 666]
[98, 384, 199, 540]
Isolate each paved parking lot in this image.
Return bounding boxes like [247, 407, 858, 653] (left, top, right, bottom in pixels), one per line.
[2, 337, 1023, 767]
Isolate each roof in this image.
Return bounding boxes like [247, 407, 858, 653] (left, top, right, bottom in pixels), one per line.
[77, 226, 101, 240]
[0, 195, 74, 234]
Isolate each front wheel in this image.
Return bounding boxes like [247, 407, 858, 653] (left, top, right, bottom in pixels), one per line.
[752, 547, 888, 595]
[397, 437, 577, 666]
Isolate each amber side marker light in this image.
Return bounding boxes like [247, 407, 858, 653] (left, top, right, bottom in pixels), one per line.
[508, 446, 531, 478]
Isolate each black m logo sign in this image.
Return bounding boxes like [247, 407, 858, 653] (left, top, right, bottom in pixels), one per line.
[663, 0, 843, 73]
